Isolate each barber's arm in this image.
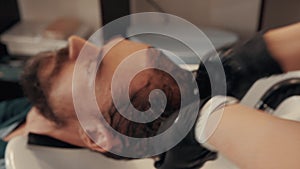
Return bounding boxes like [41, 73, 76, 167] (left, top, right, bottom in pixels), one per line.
[204, 24, 300, 168]
[205, 103, 300, 169]
[156, 23, 300, 169]
[264, 22, 300, 72]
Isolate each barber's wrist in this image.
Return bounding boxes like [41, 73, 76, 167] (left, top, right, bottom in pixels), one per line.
[195, 96, 238, 151]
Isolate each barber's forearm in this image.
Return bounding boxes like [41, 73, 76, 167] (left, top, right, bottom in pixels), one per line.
[207, 104, 300, 169]
[264, 22, 300, 72]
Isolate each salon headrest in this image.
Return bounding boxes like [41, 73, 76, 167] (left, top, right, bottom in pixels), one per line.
[28, 133, 82, 149]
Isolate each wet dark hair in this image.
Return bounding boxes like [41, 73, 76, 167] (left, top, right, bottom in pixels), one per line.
[100, 48, 198, 158]
[21, 47, 69, 125]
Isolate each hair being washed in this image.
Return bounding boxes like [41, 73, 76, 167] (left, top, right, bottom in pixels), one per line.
[102, 48, 198, 157]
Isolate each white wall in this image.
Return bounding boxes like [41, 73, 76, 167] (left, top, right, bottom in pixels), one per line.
[17, 0, 101, 31]
[209, 0, 261, 39]
[262, 0, 300, 29]
[17, 0, 262, 39]
[131, 0, 261, 39]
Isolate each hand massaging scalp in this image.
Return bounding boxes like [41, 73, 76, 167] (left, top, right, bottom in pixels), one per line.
[72, 12, 227, 158]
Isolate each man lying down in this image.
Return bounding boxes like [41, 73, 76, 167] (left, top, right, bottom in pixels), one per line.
[1, 30, 282, 169]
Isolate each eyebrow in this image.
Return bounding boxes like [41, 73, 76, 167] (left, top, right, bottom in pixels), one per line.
[33, 48, 69, 100]
[48, 47, 69, 80]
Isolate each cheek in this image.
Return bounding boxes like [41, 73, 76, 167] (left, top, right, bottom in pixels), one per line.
[55, 82, 73, 103]
[50, 76, 75, 115]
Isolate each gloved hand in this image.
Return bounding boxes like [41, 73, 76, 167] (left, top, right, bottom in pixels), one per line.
[155, 101, 217, 169]
[155, 129, 217, 169]
[197, 33, 283, 100]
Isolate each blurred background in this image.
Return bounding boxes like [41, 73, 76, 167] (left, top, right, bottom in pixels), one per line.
[0, 0, 300, 100]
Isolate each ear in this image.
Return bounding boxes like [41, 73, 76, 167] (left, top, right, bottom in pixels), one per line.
[79, 124, 118, 153]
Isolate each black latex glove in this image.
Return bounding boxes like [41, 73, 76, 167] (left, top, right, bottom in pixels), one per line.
[155, 130, 217, 169]
[197, 33, 283, 100]
[155, 101, 217, 169]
